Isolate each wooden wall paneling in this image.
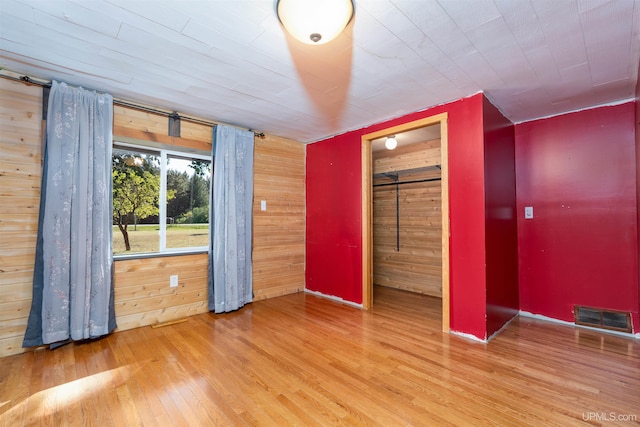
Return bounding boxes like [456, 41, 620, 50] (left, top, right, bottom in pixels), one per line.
[252, 134, 306, 301]
[0, 82, 306, 358]
[373, 139, 440, 174]
[180, 119, 214, 142]
[372, 140, 442, 297]
[111, 105, 212, 332]
[114, 106, 306, 306]
[113, 105, 169, 135]
[0, 78, 42, 357]
[114, 254, 209, 331]
[113, 105, 212, 152]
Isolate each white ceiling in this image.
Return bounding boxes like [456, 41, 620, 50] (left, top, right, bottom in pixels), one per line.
[1, 0, 639, 143]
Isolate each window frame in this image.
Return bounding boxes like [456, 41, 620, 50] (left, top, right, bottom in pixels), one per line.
[112, 141, 212, 260]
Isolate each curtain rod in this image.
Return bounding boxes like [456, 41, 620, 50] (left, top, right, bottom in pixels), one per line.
[1, 73, 265, 138]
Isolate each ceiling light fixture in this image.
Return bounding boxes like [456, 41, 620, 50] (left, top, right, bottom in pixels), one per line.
[276, 0, 354, 45]
[385, 136, 398, 150]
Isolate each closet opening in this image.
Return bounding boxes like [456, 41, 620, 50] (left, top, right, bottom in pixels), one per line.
[361, 113, 449, 332]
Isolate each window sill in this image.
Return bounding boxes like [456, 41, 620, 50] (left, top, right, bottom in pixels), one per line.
[113, 249, 208, 261]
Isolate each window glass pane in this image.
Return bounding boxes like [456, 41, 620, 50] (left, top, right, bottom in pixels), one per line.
[166, 156, 211, 249]
[112, 147, 161, 255]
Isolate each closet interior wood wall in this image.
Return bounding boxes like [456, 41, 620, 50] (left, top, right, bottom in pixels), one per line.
[372, 138, 442, 297]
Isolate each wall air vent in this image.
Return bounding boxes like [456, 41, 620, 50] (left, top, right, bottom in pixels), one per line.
[574, 305, 632, 333]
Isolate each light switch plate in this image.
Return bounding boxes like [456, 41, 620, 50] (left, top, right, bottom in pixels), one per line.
[170, 275, 178, 287]
[261, 200, 266, 211]
[524, 206, 533, 219]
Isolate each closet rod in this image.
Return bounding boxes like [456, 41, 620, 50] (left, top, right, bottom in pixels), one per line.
[372, 177, 441, 187]
[373, 176, 442, 251]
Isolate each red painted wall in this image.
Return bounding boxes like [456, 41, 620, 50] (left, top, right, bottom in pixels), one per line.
[306, 134, 363, 303]
[483, 97, 519, 336]
[445, 95, 487, 339]
[634, 63, 640, 331]
[515, 103, 639, 332]
[306, 93, 489, 339]
[636, 61, 640, 328]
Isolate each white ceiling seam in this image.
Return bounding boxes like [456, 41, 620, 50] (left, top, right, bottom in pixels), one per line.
[509, 96, 636, 125]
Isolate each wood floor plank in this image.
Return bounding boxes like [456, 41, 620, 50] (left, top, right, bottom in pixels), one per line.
[0, 286, 638, 426]
[0, 354, 30, 426]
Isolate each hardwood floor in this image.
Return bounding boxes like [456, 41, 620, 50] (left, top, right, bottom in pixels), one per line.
[1, 286, 638, 426]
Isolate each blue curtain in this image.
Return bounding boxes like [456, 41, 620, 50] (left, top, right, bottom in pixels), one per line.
[23, 81, 116, 348]
[208, 125, 254, 313]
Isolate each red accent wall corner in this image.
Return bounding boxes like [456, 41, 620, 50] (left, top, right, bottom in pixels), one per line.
[482, 96, 519, 337]
[635, 59, 640, 331]
[306, 93, 490, 339]
[515, 103, 639, 333]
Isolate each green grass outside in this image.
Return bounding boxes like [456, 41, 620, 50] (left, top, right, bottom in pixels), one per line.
[113, 224, 209, 254]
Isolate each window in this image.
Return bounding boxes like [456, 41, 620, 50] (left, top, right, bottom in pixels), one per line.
[112, 143, 211, 257]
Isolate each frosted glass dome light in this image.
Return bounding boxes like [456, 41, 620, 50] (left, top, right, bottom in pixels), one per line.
[276, 0, 354, 45]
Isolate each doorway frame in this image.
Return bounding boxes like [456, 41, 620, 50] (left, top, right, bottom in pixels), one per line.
[361, 113, 450, 332]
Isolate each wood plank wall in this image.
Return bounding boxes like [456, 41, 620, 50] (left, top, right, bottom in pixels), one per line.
[0, 78, 305, 357]
[372, 139, 442, 297]
[111, 105, 214, 332]
[253, 134, 305, 300]
[113, 254, 209, 330]
[0, 79, 42, 358]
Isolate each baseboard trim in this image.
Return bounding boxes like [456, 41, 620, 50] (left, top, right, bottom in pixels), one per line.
[450, 330, 487, 343]
[487, 313, 519, 342]
[519, 310, 640, 340]
[304, 289, 363, 309]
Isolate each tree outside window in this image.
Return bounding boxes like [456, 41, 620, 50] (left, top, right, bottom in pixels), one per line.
[112, 145, 210, 256]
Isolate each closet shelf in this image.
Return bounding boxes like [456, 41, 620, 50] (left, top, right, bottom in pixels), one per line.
[373, 165, 441, 187]
[372, 165, 440, 181]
